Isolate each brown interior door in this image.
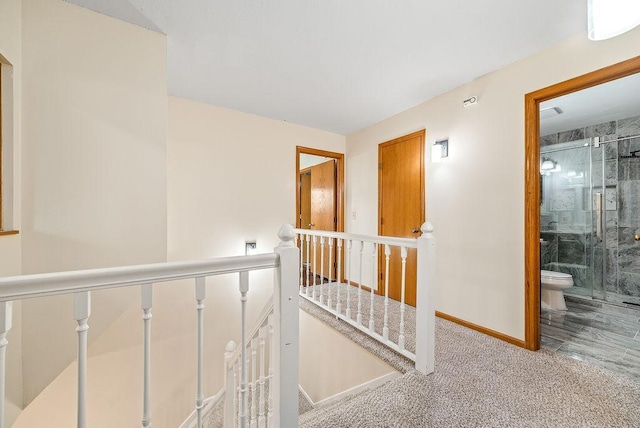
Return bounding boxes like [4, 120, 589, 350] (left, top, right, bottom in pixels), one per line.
[299, 171, 312, 264]
[378, 130, 425, 306]
[310, 159, 337, 279]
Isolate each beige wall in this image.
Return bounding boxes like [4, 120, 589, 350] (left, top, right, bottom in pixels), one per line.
[20, 0, 167, 404]
[167, 96, 346, 261]
[0, 0, 23, 425]
[346, 27, 640, 341]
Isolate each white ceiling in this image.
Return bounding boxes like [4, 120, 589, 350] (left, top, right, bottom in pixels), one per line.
[65, 0, 587, 135]
[540, 72, 640, 136]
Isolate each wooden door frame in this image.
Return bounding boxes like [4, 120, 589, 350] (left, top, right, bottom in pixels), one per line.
[524, 55, 640, 351]
[296, 146, 345, 233]
[377, 130, 426, 296]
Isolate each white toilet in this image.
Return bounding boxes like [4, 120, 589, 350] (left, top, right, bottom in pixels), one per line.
[540, 270, 573, 311]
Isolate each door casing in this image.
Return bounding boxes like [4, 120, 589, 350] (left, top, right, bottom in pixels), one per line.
[524, 55, 640, 351]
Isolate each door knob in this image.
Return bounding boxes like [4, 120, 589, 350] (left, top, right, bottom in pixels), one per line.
[412, 228, 420, 233]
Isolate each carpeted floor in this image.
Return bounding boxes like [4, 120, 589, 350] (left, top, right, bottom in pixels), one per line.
[299, 283, 640, 427]
[206, 283, 640, 427]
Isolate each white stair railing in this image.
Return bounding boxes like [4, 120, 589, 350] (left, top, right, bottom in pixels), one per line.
[295, 223, 436, 375]
[0, 224, 299, 428]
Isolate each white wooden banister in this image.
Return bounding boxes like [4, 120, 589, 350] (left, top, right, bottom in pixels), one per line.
[0, 254, 278, 302]
[272, 224, 300, 428]
[74, 291, 91, 428]
[295, 222, 436, 376]
[297, 228, 418, 249]
[0, 224, 300, 428]
[0, 302, 12, 428]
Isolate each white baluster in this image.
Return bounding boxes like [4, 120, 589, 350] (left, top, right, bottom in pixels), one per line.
[357, 240, 364, 325]
[141, 284, 153, 428]
[369, 243, 377, 332]
[399, 247, 407, 351]
[239, 271, 249, 428]
[383, 244, 391, 341]
[305, 234, 311, 295]
[235, 361, 240, 428]
[267, 314, 274, 427]
[346, 239, 352, 319]
[336, 239, 343, 314]
[327, 237, 334, 309]
[195, 277, 206, 428]
[312, 235, 317, 300]
[298, 234, 303, 293]
[415, 222, 436, 375]
[224, 341, 237, 428]
[319, 236, 325, 305]
[0, 302, 13, 428]
[250, 337, 257, 428]
[258, 327, 266, 428]
[74, 292, 91, 428]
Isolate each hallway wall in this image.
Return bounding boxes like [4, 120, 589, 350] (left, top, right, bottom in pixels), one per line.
[167, 96, 345, 261]
[0, 0, 23, 423]
[346, 27, 640, 341]
[20, 0, 168, 404]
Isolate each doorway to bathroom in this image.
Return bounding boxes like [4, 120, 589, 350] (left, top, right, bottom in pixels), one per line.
[524, 56, 640, 362]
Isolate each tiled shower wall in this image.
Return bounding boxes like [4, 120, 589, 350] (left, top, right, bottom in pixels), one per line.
[540, 114, 640, 305]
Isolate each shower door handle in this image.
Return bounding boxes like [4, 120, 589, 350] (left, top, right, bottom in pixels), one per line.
[596, 192, 603, 243]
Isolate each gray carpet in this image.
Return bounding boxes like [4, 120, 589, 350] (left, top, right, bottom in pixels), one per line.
[299, 284, 640, 427]
[301, 283, 416, 373]
[206, 283, 640, 427]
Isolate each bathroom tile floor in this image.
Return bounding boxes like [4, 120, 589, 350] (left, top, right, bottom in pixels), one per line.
[540, 295, 640, 381]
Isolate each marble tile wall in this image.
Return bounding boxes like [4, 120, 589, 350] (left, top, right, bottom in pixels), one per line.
[541, 114, 640, 301]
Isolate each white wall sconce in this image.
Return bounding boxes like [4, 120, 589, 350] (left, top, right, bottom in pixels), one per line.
[431, 139, 449, 162]
[588, 0, 640, 41]
[245, 241, 257, 255]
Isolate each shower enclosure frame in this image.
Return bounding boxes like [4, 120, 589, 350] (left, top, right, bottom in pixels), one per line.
[524, 55, 640, 351]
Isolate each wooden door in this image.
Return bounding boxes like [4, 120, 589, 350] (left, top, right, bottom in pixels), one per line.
[310, 159, 337, 279]
[299, 171, 312, 264]
[378, 130, 425, 306]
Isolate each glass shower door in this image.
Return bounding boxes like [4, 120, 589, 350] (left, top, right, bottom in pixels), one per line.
[540, 139, 594, 297]
[590, 138, 609, 301]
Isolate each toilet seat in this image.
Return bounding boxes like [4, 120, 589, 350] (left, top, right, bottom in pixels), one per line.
[541, 270, 573, 286]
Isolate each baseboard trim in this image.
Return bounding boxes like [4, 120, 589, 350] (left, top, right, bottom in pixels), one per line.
[301, 371, 401, 410]
[435, 311, 527, 349]
[348, 280, 377, 294]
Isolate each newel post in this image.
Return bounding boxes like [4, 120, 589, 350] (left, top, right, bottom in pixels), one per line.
[415, 222, 436, 375]
[272, 224, 300, 428]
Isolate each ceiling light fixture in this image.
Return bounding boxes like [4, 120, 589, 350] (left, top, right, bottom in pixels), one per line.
[588, 0, 640, 41]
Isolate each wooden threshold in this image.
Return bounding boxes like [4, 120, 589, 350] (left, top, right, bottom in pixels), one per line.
[0, 230, 19, 237]
[436, 311, 527, 349]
